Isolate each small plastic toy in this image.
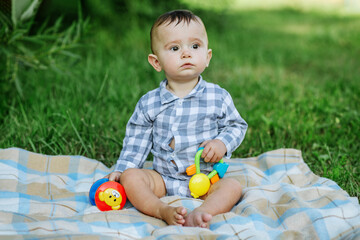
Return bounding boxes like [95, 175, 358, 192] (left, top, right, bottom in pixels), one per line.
[186, 147, 229, 198]
[89, 178, 127, 211]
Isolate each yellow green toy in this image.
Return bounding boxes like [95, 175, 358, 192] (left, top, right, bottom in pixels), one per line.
[186, 147, 229, 198]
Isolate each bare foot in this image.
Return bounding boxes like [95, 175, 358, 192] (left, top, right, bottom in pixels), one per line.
[184, 208, 212, 228]
[159, 205, 187, 225]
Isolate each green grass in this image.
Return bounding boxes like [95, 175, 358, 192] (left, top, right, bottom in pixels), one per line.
[1, 9, 359, 198]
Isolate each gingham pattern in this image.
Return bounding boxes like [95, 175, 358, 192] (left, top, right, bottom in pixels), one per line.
[162, 174, 191, 197]
[114, 76, 248, 182]
[0, 148, 359, 239]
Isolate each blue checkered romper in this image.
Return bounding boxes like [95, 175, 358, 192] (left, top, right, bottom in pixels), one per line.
[114, 76, 247, 197]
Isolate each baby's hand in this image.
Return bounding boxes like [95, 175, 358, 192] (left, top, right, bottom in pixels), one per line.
[199, 139, 227, 163]
[105, 171, 122, 182]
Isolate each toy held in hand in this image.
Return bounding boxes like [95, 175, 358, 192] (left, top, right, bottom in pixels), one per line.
[186, 147, 229, 198]
[89, 178, 127, 211]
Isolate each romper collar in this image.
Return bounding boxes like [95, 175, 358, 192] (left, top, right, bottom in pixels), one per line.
[160, 76, 206, 105]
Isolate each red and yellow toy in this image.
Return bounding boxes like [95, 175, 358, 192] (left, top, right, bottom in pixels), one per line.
[89, 178, 127, 211]
[186, 147, 229, 198]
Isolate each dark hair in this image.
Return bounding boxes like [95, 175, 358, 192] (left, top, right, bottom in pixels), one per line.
[150, 10, 201, 53]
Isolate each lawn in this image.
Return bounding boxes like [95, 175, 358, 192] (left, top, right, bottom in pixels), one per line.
[1, 7, 359, 198]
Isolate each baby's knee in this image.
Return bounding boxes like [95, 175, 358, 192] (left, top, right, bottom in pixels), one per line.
[120, 168, 144, 186]
[222, 178, 242, 195]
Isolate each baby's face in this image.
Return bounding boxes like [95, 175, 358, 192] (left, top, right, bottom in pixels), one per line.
[151, 20, 212, 82]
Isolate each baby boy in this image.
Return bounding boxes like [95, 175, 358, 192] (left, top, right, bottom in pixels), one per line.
[107, 10, 248, 228]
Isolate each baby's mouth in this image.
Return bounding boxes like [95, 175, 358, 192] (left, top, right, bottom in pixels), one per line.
[181, 63, 194, 68]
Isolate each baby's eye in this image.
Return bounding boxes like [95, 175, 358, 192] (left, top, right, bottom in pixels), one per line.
[192, 44, 200, 49]
[170, 46, 179, 51]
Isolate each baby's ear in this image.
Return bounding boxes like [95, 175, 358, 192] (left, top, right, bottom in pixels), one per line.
[206, 49, 213, 67]
[148, 54, 162, 72]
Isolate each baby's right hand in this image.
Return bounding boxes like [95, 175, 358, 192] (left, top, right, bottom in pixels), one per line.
[105, 171, 122, 183]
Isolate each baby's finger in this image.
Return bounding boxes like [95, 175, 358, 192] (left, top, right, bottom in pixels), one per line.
[201, 146, 209, 159]
[199, 140, 210, 150]
[108, 172, 121, 182]
[208, 154, 216, 163]
[201, 141, 214, 158]
[108, 173, 115, 181]
[210, 154, 222, 163]
[204, 149, 215, 162]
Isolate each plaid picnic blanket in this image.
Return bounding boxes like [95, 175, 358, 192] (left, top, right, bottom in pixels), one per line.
[0, 148, 359, 239]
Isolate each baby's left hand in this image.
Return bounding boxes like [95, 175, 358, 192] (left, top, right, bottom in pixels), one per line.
[199, 139, 227, 163]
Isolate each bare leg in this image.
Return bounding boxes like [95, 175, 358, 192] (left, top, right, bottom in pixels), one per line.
[120, 168, 187, 225]
[184, 178, 242, 228]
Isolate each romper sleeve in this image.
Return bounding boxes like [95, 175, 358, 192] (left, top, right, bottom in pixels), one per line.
[114, 98, 153, 172]
[215, 90, 248, 158]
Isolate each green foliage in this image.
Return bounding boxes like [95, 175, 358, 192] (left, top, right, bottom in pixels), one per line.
[0, 4, 359, 199]
[180, 0, 235, 11]
[11, 0, 42, 26]
[0, 1, 89, 122]
[85, 0, 188, 27]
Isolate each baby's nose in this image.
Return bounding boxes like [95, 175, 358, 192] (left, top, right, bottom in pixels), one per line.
[181, 48, 191, 58]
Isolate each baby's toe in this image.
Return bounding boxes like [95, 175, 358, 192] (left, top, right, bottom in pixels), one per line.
[175, 214, 183, 220]
[176, 207, 187, 216]
[202, 213, 212, 222]
[200, 223, 208, 228]
[177, 218, 185, 225]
